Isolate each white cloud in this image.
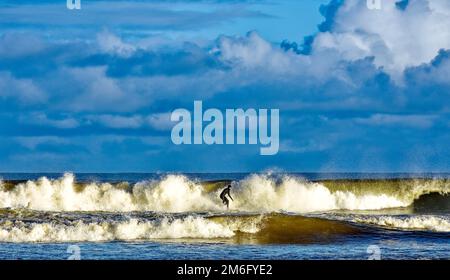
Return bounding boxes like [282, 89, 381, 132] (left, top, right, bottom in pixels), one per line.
[145, 112, 173, 131]
[60, 67, 140, 112]
[354, 113, 437, 129]
[18, 112, 79, 129]
[15, 136, 69, 149]
[280, 139, 333, 153]
[88, 113, 173, 130]
[312, 0, 450, 81]
[0, 33, 46, 58]
[216, 31, 304, 73]
[97, 30, 136, 57]
[92, 114, 144, 129]
[0, 72, 46, 104]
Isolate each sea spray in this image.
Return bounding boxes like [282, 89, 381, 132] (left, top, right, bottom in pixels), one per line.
[0, 214, 263, 243]
[0, 173, 449, 213]
[353, 215, 450, 232]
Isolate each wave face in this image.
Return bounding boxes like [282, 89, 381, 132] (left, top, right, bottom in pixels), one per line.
[0, 173, 449, 213]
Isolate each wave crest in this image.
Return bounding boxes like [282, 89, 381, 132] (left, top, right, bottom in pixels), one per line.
[0, 173, 449, 213]
[0, 215, 261, 242]
[353, 215, 450, 232]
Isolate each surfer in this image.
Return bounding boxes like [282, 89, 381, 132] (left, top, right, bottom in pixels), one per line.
[219, 185, 233, 209]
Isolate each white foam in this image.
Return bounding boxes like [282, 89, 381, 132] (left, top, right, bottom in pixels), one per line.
[0, 174, 218, 212]
[353, 215, 450, 232]
[232, 174, 409, 212]
[0, 173, 447, 213]
[0, 215, 261, 242]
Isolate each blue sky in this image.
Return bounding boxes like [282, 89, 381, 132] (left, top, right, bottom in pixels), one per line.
[0, 0, 449, 172]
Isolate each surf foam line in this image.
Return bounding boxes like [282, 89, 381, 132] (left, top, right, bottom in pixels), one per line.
[0, 173, 449, 213]
[0, 215, 262, 243]
[352, 215, 450, 232]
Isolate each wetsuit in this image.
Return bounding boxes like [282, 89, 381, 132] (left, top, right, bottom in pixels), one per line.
[219, 186, 233, 209]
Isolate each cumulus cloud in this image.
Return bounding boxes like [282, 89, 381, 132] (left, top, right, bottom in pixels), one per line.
[0, 72, 46, 104]
[97, 31, 136, 57]
[58, 67, 136, 112]
[145, 113, 173, 131]
[311, 0, 450, 80]
[215, 31, 301, 72]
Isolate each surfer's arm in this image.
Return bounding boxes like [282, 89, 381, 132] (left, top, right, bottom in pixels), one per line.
[228, 193, 233, 201]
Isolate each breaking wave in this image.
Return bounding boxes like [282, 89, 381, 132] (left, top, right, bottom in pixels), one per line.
[0, 216, 240, 242]
[0, 213, 358, 243]
[353, 215, 450, 232]
[0, 173, 448, 213]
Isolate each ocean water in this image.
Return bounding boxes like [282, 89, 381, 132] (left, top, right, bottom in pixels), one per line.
[0, 172, 449, 260]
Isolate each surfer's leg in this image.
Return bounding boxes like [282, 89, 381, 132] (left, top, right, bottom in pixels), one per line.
[224, 197, 229, 208]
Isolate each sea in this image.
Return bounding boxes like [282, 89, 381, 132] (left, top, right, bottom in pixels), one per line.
[0, 172, 449, 260]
